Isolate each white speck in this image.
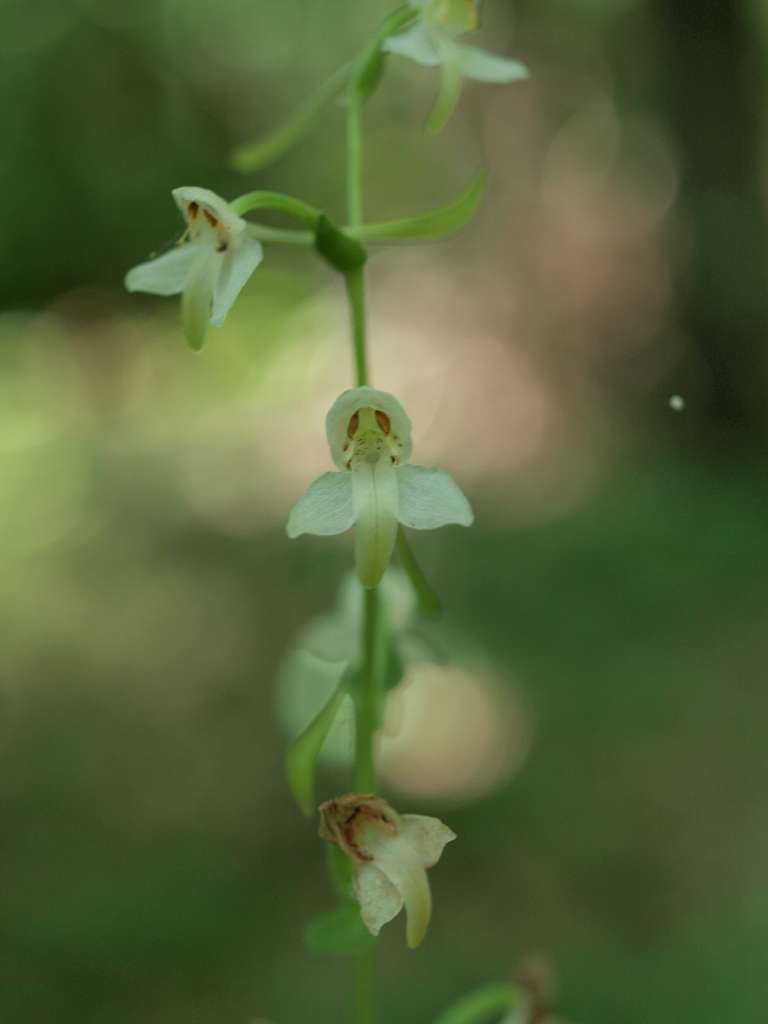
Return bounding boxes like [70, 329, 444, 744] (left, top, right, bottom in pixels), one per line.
[669, 394, 685, 412]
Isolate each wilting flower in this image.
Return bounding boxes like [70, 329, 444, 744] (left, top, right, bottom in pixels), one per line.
[383, 0, 527, 132]
[125, 187, 264, 350]
[319, 793, 456, 948]
[287, 386, 473, 589]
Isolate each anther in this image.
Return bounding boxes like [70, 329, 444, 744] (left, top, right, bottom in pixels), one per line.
[187, 201, 199, 220]
[347, 412, 360, 439]
[375, 410, 391, 435]
[203, 208, 219, 228]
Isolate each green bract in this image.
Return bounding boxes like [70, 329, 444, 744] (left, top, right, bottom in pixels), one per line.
[124, 187, 264, 351]
[384, 0, 528, 133]
[286, 387, 474, 589]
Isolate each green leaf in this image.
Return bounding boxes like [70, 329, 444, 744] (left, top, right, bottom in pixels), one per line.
[433, 983, 521, 1024]
[305, 904, 377, 957]
[230, 62, 351, 173]
[355, 173, 485, 244]
[285, 667, 348, 816]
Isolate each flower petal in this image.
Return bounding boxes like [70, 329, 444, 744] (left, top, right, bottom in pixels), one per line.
[371, 835, 433, 948]
[353, 863, 404, 937]
[287, 472, 355, 538]
[396, 464, 474, 529]
[181, 248, 219, 351]
[456, 44, 529, 83]
[351, 456, 399, 590]
[326, 387, 412, 469]
[383, 22, 441, 67]
[124, 244, 197, 297]
[426, 37, 464, 134]
[172, 186, 246, 239]
[211, 236, 264, 325]
[400, 815, 457, 868]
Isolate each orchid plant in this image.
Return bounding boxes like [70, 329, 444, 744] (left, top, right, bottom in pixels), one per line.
[126, 3, 539, 1023]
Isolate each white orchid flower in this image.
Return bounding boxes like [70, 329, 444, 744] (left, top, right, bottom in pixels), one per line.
[319, 793, 456, 948]
[384, 0, 528, 132]
[287, 386, 473, 590]
[125, 187, 264, 351]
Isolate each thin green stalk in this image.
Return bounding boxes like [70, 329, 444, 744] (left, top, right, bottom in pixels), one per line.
[229, 190, 320, 226]
[247, 225, 313, 245]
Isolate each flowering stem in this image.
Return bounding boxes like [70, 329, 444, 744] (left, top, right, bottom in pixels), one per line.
[355, 587, 379, 791]
[345, 38, 379, 1024]
[354, 953, 374, 1024]
[345, 267, 369, 387]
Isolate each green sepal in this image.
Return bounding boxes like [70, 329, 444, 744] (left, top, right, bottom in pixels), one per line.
[305, 903, 377, 957]
[315, 214, 368, 273]
[230, 62, 351, 173]
[356, 173, 486, 245]
[285, 667, 348, 816]
[433, 983, 521, 1024]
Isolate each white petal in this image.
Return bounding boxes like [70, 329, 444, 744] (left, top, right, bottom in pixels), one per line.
[211, 237, 264, 325]
[286, 472, 355, 538]
[457, 44, 529, 83]
[353, 863, 403, 937]
[400, 815, 457, 868]
[326, 387, 412, 470]
[124, 244, 197, 297]
[371, 835, 432, 949]
[351, 457, 399, 590]
[181, 248, 219, 351]
[396, 464, 474, 530]
[172, 186, 246, 239]
[383, 22, 441, 67]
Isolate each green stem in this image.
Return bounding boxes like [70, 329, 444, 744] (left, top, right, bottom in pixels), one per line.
[346, 91, 364, 228]
[345, 266, 369, 387]
[354, 952, 374, 1024]
[355, 588, 379, 792]
[345, 64, 377, 1024]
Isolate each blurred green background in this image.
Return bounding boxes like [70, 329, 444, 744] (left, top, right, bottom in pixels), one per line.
[2, 0, 768, 1021]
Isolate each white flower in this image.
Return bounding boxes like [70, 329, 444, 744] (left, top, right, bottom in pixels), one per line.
[125, 187, 264, 350]
[286, 386, 473, 590]
[383, 0, 528, 132]
[319, 793, 456, 948]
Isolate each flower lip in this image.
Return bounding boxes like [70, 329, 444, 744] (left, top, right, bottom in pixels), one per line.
[326, 387, 413, 469]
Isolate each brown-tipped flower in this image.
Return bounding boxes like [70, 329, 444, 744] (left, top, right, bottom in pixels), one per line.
[319, 793, 456, 948]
